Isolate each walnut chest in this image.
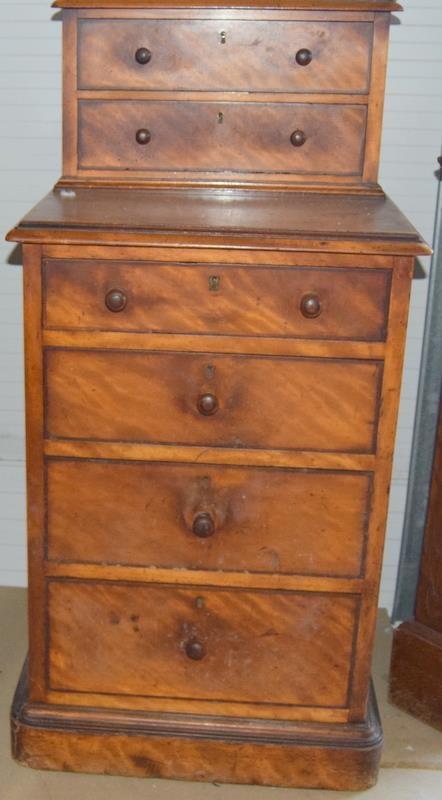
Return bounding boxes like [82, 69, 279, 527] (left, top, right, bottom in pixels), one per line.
[7, 0, 430, 792]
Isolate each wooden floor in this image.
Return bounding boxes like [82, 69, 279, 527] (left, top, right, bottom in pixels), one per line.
[1, 587, 441, 798]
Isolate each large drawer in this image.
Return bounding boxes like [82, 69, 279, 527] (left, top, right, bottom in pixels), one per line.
[77, 19, 373, 94]
[43, 259, 391, 342]
[78, 100, 367, 176]
[47, 458, 371, 577]
[45, 349, 382, 453]
[48, 580, 358, 708]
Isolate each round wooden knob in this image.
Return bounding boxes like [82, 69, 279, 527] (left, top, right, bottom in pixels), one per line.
[300, 293, 321, 318]
[290, 129, 307, 147]
[135, 47, 152, 65]
[197, 393, 218, 416]
[192, 512, 215, 539]
[185, 640, 205, 660]
[135, 128, 151, 145]
[295, 48, 312, 66]
[105, 289, 127, 313]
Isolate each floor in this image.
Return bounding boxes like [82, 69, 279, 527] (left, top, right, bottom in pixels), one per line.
[1, 587, 441, 799]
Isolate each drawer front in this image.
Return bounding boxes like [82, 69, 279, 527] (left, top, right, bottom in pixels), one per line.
[45, 350, 382, 453]
[77, 19, 372, 94]
[47, 459, 371, 577]
[43, 260, 391, 342]
[48, 581, 358, 708]
[78, 100, 367, 177]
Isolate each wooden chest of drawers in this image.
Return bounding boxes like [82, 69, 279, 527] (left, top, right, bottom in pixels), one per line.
[8, 187, 429, 789]
[6, 0, 430, 792]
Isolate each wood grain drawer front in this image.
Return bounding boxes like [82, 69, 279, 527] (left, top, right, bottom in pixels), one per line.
[43, 260, 391, 342]
[47, 459, 371, 577]
[45, 350, 382, 453]
[48, 581, 358, 708]
[78, 101, 367, 177]
[77, 19, 372, 94]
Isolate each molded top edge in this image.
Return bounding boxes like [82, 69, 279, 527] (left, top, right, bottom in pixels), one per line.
[52, 1, 403, 13]
[6, 188, 429, 253]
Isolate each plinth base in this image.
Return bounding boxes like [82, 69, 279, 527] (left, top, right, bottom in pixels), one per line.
[11, 659, 382, 791]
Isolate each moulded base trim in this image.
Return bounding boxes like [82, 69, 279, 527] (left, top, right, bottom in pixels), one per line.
[11, 658, 382, 790]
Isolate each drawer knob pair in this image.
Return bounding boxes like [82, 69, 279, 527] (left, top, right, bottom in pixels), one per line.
[135, 47, 152, 65]
[137, 128, 305, 148]
[105, 291, 320, 319]
[295, 48, 313, 67]
[105, 289, 127, 312]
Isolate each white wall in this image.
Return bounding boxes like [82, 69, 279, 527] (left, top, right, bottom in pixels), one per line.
[0, 0, 61, 586]
[0, 1, 441, 611]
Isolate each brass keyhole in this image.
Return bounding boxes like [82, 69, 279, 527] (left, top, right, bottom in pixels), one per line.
[220, 31, 227, 44]
[217, 112, 224, 124]
[209, 275, 220, 291]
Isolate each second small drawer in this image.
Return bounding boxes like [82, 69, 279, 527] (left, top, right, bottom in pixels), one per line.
[78, 100, 367, 177]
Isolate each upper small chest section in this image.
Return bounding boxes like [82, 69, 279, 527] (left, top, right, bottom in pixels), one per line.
[61, 5, 393, 191]
[78, 18, 372, 94]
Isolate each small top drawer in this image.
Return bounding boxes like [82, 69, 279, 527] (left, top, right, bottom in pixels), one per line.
[77, 19, 373, 94]
[43, 259, 391, 342]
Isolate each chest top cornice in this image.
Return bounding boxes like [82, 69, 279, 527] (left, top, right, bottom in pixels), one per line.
[6, 188, 430, 255]
[52, 1, 403, 12]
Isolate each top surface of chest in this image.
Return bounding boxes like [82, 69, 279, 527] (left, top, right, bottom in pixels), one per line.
[53, 1, 402, 9]
[8, 187, 427, 250]
[59, 2, 398, 193]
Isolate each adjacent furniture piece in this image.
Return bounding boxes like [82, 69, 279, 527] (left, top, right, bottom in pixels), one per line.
[390, 392, 442, 731]
[7, 0, 429, 791]
[392, 155, 442, 624]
